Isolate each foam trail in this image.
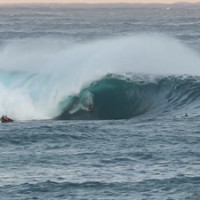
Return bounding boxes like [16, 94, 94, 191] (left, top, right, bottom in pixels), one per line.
[0, 34, 200, 120]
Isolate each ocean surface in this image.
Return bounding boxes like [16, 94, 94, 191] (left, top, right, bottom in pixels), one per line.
[0, 3, 200, 199]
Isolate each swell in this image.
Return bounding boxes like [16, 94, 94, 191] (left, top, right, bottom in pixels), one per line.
[1, 177, 200, 198]
[56, 74, 200, 120]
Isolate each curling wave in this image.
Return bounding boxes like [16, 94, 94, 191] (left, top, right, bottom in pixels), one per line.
[1, 35, 200, 120]
[56, 74, 200, 120]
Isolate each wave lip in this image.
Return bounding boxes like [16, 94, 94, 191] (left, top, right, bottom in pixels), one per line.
[56, 74, 200, 120]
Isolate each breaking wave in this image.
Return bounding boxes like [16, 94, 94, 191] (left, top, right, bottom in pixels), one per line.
[0, 34, 200, 120]
[57, 74, 200, 120]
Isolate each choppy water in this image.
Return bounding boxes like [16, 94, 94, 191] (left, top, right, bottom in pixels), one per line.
[0, 3, 200, 200]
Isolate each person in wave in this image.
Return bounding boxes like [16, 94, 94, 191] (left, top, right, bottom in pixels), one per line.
[1, 115, 14, 123]
[88, 103, 94, 112]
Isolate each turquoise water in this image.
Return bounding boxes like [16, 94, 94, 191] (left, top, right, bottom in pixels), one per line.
[0, 4, 200, 199]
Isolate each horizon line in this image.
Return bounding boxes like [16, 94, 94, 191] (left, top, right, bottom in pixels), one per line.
[0, 1, 199, 5]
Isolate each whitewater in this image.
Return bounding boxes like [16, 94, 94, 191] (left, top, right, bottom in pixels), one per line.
[1, 3, 200, 200]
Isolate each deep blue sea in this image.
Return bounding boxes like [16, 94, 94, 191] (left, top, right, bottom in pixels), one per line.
[1, 3, 200, 200]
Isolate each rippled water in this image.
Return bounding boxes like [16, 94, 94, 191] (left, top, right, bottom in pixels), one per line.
[1, 116, 200, 199]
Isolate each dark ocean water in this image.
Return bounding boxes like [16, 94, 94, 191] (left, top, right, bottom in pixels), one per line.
[0, 3, 200, 200]
[1, 117, 200, 200]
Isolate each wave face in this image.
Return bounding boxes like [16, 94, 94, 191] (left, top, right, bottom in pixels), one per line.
[56, 74, 200, 120]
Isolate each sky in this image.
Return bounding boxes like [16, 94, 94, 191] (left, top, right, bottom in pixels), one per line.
[0, 0, 200, 4]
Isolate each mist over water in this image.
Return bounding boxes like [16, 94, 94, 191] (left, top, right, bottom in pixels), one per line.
[2, 34, 200, 74]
